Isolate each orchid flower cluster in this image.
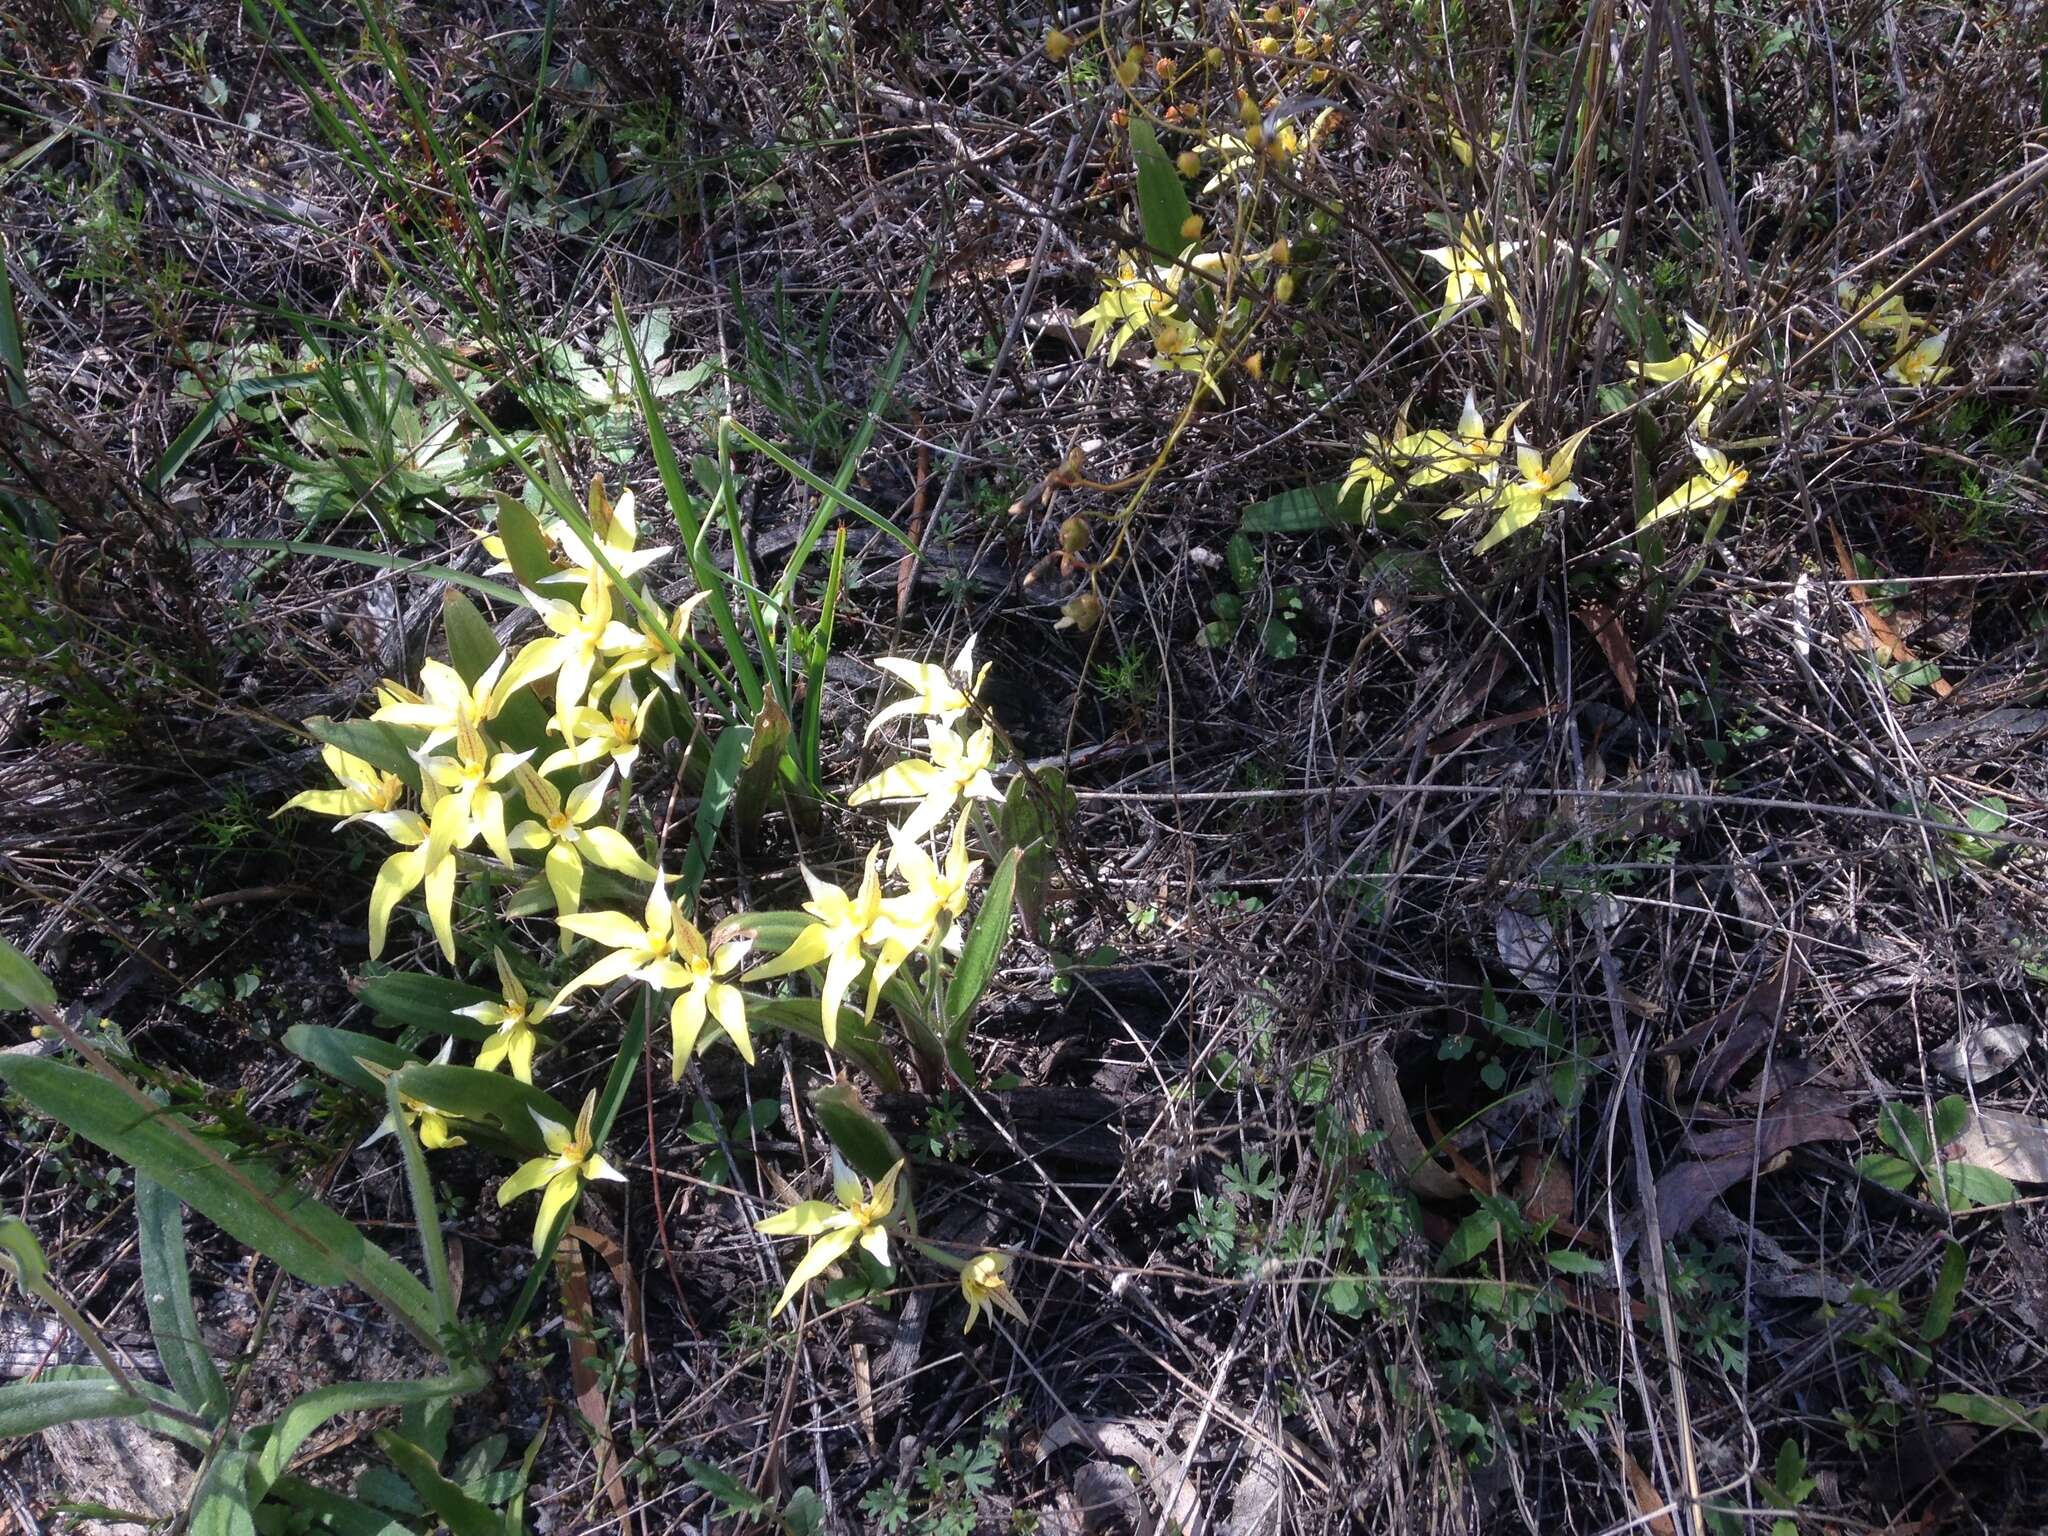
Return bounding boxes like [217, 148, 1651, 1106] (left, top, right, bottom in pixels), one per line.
[1076, 241, 1289, 399]
[283, 547, 1027, 1324]
[752, 636, 1001, 1041]
[278, 478, 702, 1248]
[1335, 282, 1760, 550]
[745, 637, 1031, 1322]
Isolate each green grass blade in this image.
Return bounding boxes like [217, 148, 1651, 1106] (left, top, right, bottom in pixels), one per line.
[612, 288, 764, 715]
[768, 256, 930, 613]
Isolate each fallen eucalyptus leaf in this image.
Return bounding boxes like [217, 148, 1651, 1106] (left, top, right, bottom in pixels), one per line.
[1495, 898, 1560, 1000]
[1948, 1107, 2048, 1185]
[1930, 1021, 2032, 1086]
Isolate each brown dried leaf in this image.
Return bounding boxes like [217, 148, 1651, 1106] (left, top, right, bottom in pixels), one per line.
[1368, 1038, 1464, 1199]
[1662, 942, 1808, 1100]
[1682, 1085, 1857, 1160]
[1575, 601, 1637, 708]
[1617, 1441, 1677, 1536]
[557, 1236, 630, 1522]
[1517, 1151, 1575, 1225]
[1657, 1090, 1855, 1240]
[1829, 520, 1952, 697]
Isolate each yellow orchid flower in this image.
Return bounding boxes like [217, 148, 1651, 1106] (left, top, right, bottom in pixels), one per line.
[372, 655, 510, 752]
[361, 788, 468, 965]
[1886, 328, 1953, 388]
[1838, 280, 1923, 347]
[595, 592, 711, 696]
[495, 568, 641, 729]
[642, 917, 754, 1075]
[960, 1251, 1028, 1332]
[545, 480, 671, 581]
[848, 722, 1002, 843]
[865, 819, 981, 1013]
[497, 1091, 626, 1256]
[1640, 440, 1749, 529]
[1633, 315, 1752, 429]
[502, 764, 655, 916]
[1421, 215, 1521, 331]
[1147, 317, 1227, 400]
[1457, 426, 1595, 555]
[539, 673, 657, 781]
[1076, 258, 1178, 364]
[755, 1154, 903, 1316]
[275, 745, 405, 823]
[361, 1039, 466, 1151]
[743, 848, 885, 1043]
[365, 810, 436, 960]
[868, 636, 989, 740]
[1448, 391, 1530, 484]
[555, 870, 687, 1000]
[417, 712, 531, 871]
[1507, 426, 1594, 506]
[878, 817, 980, 953]
[1342, 425, 1406, 506]
[458, 947, 559, 1083]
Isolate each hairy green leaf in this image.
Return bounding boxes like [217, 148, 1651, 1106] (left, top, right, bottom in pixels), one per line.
[0, 1057, 442, 1353]
[137, 1177, 229, 1424]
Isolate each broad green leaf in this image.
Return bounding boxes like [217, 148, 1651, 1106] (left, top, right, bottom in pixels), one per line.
[1128, 118, 1193, 262]
[36, 1365, 209, 1451]
[0, 1375, 145, 1438]
[1932, 1094, 1970, 1151]
[734, 701, 792, 844]
[1933, 1391, 2048, 1432]
[1964, 795, 2009, 836]
[682, 1457, 771, 1516]
[0, 1215, 47, 1287]
[1438, 1211, 1500, 1270]
[1876, 1101, 1932, 1168]
[946, 849, 1019, 1031]
[1544, 1249, 1607, 1276]
[137, 1176, 229, 1424]
[189, 1449, 257, 1536]
[390, 1064, 571, 1151]
[1920, 1240, 1967, 1342]
[680, 724, 747, 901]
[282, 1026, 419, 1097]
[0, 1057, 442, 1353]
[782, 1486, 826, 1536]
[306, 718, 425, 794]
[248, 1369, 487, 1505]
[354, 973, 498, 1039]
[1941, 1160, 2016, 1212]
[810, 1080, 904, 1186]
[731, 910, 813, 954]
[488, 494, 561, 590]
[1855, 1152, 1916, 1191]
[262, 1477, 416, 1536]
[440, 591, 503, 685]
[376, 1429, 502, 1536]
[1001, 771, 1072, 940]
[1238, 483, 1353, 534]
[0, 937, 55, 1013]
